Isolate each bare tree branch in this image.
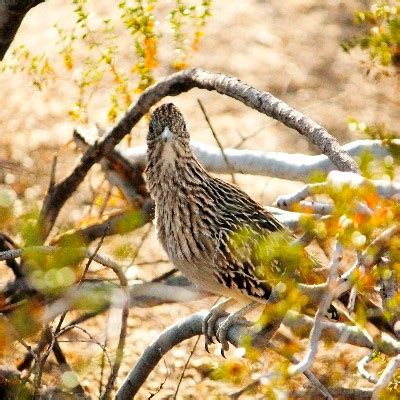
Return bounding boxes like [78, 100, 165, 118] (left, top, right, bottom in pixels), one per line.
[123, 139, 398, 181]
[372, 354, 400, 399]
[357, 352, 378, 384]
[276, 171, 400, 211]
[114, 310, 386, 399]
[289, 241, 343, 375]
[0, 233, 25, 278]
[284, 310, 400, 355]
[51, 204, 153, 245]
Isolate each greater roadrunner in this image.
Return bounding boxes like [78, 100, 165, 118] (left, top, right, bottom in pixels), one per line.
[146, 103, 319, 353]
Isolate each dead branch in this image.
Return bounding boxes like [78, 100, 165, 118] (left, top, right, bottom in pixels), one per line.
[113, 311, 243, 399]
[114, 310, 384, 399]
[38, 68, 358, 241]
[123, 139, 398, 181]
[52, 203, 154, 245]
[357, 352, 378, 384]
[73, 126, 149, 206]
[372, 354, 400, 399]
[276, 171, 400, 210]
[289, 241, 343, 375]
[283, 310, 400, 355]
[0, 233, 25, 279]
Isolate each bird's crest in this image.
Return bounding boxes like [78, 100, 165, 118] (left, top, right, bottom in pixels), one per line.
[148, 103, 188, 141]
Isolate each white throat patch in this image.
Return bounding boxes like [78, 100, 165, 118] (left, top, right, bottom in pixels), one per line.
[161, 126, 173, 141]
[161, 127, 176, 164]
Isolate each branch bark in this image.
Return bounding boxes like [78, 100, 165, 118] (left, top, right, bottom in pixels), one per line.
[122, 139, 397, 181]
[114, 310, 387, 399]
[372, 354, 400, 399]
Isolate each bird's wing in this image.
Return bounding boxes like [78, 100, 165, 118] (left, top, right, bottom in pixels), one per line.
[206, 176, 319, 300]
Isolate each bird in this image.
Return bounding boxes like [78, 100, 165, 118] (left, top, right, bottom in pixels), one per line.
[145, 103, 323, 354]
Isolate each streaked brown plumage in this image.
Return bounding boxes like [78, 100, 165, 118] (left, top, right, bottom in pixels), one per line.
[146, 103, 313, 351]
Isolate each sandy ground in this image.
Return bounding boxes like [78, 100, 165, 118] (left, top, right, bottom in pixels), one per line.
[0, 0, 398, 398]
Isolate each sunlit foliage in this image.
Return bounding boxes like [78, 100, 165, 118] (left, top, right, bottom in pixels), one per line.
[342, 0, 400, 76]
[1, 0, 212, 123]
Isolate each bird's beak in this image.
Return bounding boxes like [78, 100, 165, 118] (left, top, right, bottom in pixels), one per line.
[161, 126, 173, 143]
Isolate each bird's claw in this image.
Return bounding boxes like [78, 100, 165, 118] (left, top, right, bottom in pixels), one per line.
[202, 306, 229, 352]
[216, 315, 254, 356]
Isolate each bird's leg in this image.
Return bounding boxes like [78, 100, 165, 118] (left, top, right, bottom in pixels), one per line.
[216, 301, 258, 356]
[202, 298, 236, 352]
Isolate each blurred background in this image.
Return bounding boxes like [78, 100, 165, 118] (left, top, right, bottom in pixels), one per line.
[0, 0, 398, 398]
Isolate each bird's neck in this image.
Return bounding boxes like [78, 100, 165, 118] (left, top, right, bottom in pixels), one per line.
[146, 141, 208, 201]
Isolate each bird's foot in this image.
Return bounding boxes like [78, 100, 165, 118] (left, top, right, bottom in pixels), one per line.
[202, 298, 235, 353]
[216, 314, 253, 357]
[216, 301, 259, 356]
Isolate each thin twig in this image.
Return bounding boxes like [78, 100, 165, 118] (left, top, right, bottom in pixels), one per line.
[49, 155, 58, 191]
[173, 335, 201, 400]
[197, 99, 236, 184]
[54, 224, 109, 334]
[98, 183, 113, 218]
[94, 253, 129, 400]
[231, 341, 333, 400]
[148, 358, 169, 399]
[151, 268, 178, 283]
[55, 324, 113, 369]
[127, 223, 152, 270]
[51, 336, 90, 399]
[372, 354, 400, 399]
[33, 325, 55, 399]
[99, 311, 109, 398]
[357, 352, 378, 384]
[289, 241, 343, 375]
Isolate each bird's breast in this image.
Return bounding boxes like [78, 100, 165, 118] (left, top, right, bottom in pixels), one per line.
[160, 142, 177, 165]
[155, 191, 217, 263]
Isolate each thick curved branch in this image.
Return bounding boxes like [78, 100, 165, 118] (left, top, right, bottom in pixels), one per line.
[39, 68, 358, 240]
[115, 310, 388, 399]
[114, 312, 207, 399]
[123, 139, 397, 181]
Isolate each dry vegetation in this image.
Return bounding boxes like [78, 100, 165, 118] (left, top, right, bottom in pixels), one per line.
[0, 0, 399, 399]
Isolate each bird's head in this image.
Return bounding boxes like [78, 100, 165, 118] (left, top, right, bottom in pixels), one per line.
[148, 103, 189, 147]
